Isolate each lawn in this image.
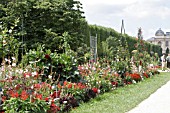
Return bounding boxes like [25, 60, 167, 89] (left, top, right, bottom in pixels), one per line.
[71, 72, 170, 113]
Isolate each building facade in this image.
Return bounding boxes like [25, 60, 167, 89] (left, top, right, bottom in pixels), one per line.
[147, 28, 170, 54]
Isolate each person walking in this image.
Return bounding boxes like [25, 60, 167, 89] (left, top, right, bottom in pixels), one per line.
[161, 54, 166, 71]
[166, 54, 170, 68]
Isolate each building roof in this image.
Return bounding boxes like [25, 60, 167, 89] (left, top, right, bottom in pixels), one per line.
[155, 28, 164, 36]
[147, 37, 155, 41]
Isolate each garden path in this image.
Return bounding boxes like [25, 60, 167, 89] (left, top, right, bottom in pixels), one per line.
[127, 78, 170, 113]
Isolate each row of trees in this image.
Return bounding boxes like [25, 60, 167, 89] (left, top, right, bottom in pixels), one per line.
[0, 0, 162, 64]
[86, 25, 162, 59]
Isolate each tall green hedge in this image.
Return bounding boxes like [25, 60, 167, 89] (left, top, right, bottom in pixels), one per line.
[85, 24, 161, 57]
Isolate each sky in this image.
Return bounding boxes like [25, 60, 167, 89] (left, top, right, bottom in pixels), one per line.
[78, 0, 170, 40]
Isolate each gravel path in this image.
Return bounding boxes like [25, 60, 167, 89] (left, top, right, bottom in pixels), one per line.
[127, 80, 170, 113]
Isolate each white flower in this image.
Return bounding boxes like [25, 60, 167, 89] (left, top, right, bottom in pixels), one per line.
[52, 85, 56, 90]
[12, 63, 16, 67]
[31, 85, 34, 89]
[85, 66, 88, 70]
[5, 58, 8, 62]
[97, 89, 100, 94]
[54, 98, 60, 101]
[9, 29, 12, 33]
[48, 99, 52, 105]
[3, 40, 7, 46]
[63, 101, 67, 104]
[31, 72, 37, 77]
[25, 69, 28, 72]
[26, 74, 30, 78]
[132, 80, 136, 84]
[48, 75, 52, 79]
[12, 57, 16, 61]
[92, 66, 96, 70]
[18, 69, 23, 74]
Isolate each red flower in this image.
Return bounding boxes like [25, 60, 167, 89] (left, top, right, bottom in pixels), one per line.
[111, 81, 118, 87]
[139, 60, 142, 65]
[51, 91, 61, 98]
[75, 83, 86, 89]
[63, 81, 68, 86]
[45, 54, 50, 59]
[92, 87, 98, 93]
[113, 73, 119, 77]
[9, 91, 19, 98]
[44, 97, 49, 102]
[20, 90, 29, 100]
[143, 72, 149, 78]
[47, 100, 60, 113]
[15, 84, 21, 90]
[127, 82, 132, 84]
[67, 83, 72, 88]
[74, 84, 78, 89]
[79, 84, 86, 89]
[130, 73, 141, 81]
[2, 96, 6, 102]
[57, 84, 62, 89]
[34, 84, 41, 89]
[35, 94, 42, 100]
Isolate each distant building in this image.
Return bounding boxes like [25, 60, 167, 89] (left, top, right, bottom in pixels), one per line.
[147, 28, 170, 54]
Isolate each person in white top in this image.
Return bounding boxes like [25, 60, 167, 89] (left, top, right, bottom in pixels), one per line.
[161, 54, 166, 71]
[166, 54, 170, 68]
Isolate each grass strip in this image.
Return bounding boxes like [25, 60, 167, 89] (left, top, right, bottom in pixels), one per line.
[71, 72, 170, 113]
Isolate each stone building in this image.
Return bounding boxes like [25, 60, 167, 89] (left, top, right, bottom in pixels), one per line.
[147, 28, 170, 54]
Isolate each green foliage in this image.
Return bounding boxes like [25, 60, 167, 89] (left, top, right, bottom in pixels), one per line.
[0, 0, 87, 51]
[21, 36, 82, 82]
[0, 21, 21, 62]
[86, 24, 161, 59]
[3, 98, 49, 113]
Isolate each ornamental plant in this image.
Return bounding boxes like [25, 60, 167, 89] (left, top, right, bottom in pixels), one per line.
[129, 73, 142, 82]
[21, 33, 82, 83]
[0, 20, 21, 65]
[3, 98, 49, 113]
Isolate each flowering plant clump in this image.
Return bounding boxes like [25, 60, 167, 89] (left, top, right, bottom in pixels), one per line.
[129, 73, 142, 82]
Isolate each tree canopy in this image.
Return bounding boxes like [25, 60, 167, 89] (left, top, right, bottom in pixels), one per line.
[0, 0, 87, 52]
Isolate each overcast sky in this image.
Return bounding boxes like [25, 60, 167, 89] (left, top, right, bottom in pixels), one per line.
[78, 0, 170, 40]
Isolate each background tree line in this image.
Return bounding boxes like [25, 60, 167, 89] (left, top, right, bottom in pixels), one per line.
[85, 25, 162, 58]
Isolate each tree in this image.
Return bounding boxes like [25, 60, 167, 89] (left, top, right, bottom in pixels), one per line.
[0, 0, 87, 52]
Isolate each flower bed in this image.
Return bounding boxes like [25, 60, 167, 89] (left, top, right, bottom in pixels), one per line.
[0, 58, 160, 112]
